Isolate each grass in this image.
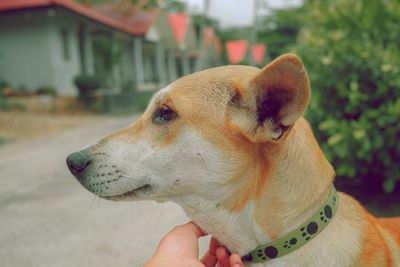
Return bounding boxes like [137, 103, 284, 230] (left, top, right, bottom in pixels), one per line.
[0, 137, 12, 145]
[0, 111, 99, 145]
[0, 96, 10, 111]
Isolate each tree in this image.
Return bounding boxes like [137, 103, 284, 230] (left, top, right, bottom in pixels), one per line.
[257, 6, 304, 59]
[296, 0, 400, 194]
[217, 26, 252, 65]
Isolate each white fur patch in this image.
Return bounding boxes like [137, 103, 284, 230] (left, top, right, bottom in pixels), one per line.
[144, 85, 172, 113]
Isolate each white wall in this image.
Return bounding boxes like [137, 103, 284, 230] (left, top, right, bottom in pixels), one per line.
[0, 9, 54, 91]
[0, 7, 123, 96]
[48, 9, 84, 95]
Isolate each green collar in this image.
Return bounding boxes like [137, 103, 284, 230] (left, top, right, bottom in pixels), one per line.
[242, 185, 339, 263]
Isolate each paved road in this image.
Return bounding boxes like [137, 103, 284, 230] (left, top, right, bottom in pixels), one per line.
[0, 116, 210, 267]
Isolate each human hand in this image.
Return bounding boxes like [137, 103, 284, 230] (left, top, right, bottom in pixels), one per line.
[145, 222, 243, 267]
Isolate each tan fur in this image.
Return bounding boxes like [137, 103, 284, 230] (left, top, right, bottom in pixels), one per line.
[70, 54, 400, 266]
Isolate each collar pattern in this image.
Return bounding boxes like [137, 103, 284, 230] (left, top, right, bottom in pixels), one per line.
[242, 185, 339, 263]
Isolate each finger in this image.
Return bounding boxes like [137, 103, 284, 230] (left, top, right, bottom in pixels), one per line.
[201, 238, 219, 267]
[158, 222, 207, 261]
[209, 238, 220, 254]
[229, 254, 243, 267]
[201, 249, 218, 267]
[184, 221, 206, 237]
[179, 221, 207, 238]
[201, 237, 219, 267]
[216, 247, 230, 267]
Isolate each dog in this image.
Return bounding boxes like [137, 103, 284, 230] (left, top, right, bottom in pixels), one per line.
[67, 54, 400, 266]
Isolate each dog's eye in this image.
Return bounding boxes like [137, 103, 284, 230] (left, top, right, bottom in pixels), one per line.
[152, 107, 177, 125]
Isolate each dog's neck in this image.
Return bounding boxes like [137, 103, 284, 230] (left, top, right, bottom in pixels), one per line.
[175, 118, 335, 258]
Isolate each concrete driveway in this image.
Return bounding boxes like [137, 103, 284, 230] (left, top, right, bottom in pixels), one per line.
[0, 115, 210, 267]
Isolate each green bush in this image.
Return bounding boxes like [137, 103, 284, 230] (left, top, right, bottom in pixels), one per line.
[36, 85, 57, 96]
[0, 137, 12, 145]
[0, 83, 10, 110]
[73, 74, 101, 103]
[297, 0, 400, 193]
[0, 96, 10, 111]
[134, 91, 153, 112]
[258, 6, 304, 59]
[0, 80, 9, 89]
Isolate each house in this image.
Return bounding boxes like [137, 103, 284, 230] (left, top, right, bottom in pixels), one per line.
[0, 0, 156, 95]
[96, 4, 203, 87]
[0, 0, 223, 97]
[92, 1, 161, 91]
[146, 10, 197, 83]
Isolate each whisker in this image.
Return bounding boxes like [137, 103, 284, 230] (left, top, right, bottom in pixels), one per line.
[119, 175, 132, 180]
[198, 153, 211, 176]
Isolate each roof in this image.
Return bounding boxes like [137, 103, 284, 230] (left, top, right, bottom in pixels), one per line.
[92, 2, 158, 36]
[0, 0, 150, 36]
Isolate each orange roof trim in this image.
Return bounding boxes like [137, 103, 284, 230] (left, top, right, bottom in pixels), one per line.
[92, 2, 158, 35]
[0, 0, 148, 36]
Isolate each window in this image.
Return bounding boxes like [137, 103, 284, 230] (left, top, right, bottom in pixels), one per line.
[60, 28, 70, 61]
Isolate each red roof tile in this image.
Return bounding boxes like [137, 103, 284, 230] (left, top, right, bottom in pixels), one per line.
[0, 0, 150, 36]
[92, 2, 158, 36]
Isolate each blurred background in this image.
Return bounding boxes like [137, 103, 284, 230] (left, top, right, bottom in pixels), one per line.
[0, 0, 399, 266]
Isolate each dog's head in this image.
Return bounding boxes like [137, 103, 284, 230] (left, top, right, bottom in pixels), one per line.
[66, 54, 310, 206]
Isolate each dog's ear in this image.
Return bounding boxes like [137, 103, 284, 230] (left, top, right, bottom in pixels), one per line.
[229, 54, 310, 142]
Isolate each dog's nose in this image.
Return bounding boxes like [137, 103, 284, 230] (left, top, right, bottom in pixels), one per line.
[66, 150, 91, 176]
